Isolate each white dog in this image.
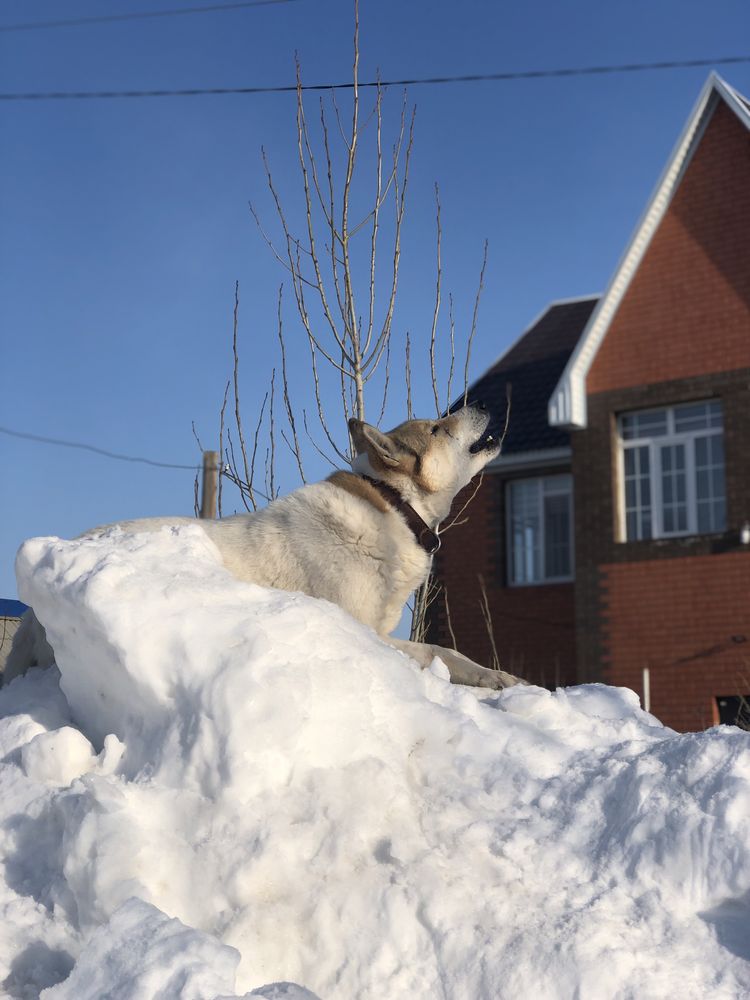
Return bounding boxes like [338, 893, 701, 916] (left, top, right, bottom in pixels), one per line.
[6, 404, 523, 690]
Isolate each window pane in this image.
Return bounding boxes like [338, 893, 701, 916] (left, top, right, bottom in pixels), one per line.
[623, 445, 652, 540]
[694, 432, 726, 533]
[544, 493, 571, 578]
[509, 481, 541, 583]
[621, 400, 725, 541]
[621, 409, 668, 440]
[675, 400, 723, 433]
[626, 511, 637, 539]
[660, 444, 687, 534]
[625, 479, 636, 508]
[509, 476, 573, 583]
[542, 473, 572, 496]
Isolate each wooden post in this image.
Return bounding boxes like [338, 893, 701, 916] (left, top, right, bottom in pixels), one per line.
[199, 451, 219, 520]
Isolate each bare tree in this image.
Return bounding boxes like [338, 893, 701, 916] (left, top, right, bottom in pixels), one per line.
[211, 0, 495, 645]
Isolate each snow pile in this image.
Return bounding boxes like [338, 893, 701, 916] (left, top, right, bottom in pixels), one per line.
[1, 526, 749, 999]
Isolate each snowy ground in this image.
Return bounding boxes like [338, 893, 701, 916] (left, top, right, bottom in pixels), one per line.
[1, 525, 749, 999]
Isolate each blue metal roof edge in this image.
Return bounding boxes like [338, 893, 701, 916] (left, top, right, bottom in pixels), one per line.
[0, 599, 28, 618]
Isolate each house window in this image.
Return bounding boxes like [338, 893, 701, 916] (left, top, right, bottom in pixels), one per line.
[507, 475, 573, 585]
[619, 400, 726, 541]
[715, 696, 750, 729]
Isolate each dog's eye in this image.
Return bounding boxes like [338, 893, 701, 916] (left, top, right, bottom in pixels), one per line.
[431, 424, 440, 435]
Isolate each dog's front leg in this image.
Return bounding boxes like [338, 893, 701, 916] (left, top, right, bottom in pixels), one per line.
[384, 637, 525, 690]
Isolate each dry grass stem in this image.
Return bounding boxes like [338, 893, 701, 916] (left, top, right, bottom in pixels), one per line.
[478, 573, 500, 671]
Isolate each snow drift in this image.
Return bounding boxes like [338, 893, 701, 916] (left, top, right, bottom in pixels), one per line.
[1, 525, 749, 999]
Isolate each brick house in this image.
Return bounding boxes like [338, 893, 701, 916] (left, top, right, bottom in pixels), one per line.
[428, 73, 750, 732]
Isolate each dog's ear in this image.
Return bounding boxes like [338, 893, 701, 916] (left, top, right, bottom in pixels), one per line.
[348, 418, 400, 470]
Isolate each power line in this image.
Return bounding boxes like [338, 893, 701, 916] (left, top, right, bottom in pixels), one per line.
[0, 425, 202, 471]
[0, 0, 298, 34]
[1, 55, 749, 102]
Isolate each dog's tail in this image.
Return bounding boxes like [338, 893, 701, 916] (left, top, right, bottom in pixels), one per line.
[3, 610, 55, 685]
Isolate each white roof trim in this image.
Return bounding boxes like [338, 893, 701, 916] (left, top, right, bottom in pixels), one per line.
[548, 73, 750, 430]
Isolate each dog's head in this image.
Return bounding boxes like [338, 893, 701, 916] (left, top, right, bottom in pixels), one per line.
[349, 402, 502, 524]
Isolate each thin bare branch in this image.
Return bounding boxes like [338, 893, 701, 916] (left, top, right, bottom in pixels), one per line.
[429, 182, 442, 416]
[410, 574, 442, 644]
[298, 73, 334, 229]
[442, 584, 458, 650]
[463, 238, 489, 403]
[307, 336, 349, 462]
[221, 466, 272, 506]
[377, 336, 391, 426]
[266, 368, 277, 500]
[248, 199, 312, 283]
[443, 472, 485, 532]
[330, 85, 351, 150]
[363, 79, 382, 362]
[275, 284, 306, 482]
[405, 330, 413, 420]
[191, 421, 204, 452]
[477, 574, 500, 671]
[218, 379, 230, 517]
[319, 97, 348, 329]
[230, 282, 256, 510]
[446, 293, 456, 411]
[339, 0, 364, 417]
[364, 98, 416, 377]
[248, 386, 270, 511]
[500, 382, 512, 449]
[295, 68, 355, 359]
[224, 428, 253, 512]
[302, 409, 340, 470]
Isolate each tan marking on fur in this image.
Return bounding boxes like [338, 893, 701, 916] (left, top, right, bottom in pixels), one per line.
[386, 420, 445, 494]
[327, 471, 393, 515]
[351, 415, 464, 492]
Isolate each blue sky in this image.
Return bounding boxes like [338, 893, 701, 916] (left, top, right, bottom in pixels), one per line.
[2, 0, 749, 598]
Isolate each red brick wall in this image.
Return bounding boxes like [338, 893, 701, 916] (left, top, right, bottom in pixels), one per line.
[588, 102, 750, 394]
[428, 470, 577, 687]
[600, 553, 750, 731]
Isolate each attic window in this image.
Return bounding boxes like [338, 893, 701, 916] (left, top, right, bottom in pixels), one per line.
[618, 400, 726, 541]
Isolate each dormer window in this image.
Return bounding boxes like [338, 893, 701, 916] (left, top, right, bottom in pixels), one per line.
[618, 400, 726, 541]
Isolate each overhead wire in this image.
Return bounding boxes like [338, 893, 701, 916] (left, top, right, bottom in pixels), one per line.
[0, 424, 203, 471]
[1, 55, 749, 102]
[0, 0, 298, 34]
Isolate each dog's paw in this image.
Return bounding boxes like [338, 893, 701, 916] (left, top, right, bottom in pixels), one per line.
[436, 649, 525, 690]
[474, 667, 526, 690]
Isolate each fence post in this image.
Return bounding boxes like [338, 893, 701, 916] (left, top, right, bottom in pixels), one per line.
[200, 451, 219, 519]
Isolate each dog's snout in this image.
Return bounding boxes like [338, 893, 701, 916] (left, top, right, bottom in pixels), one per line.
[471, 399, 488, 412]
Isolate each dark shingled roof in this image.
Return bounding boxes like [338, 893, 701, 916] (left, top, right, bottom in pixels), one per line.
[466, 297, 598, 454]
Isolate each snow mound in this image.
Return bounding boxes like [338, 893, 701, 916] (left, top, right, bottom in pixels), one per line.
[0, 526, 748, 999]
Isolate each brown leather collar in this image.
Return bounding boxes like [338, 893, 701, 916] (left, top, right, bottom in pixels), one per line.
[361, 475, 441, 554]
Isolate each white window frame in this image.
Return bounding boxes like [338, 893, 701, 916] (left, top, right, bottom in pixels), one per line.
[506, 474, 574, 586]
[617, 400, 726, 542]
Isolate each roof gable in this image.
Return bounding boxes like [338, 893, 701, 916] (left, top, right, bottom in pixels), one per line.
[548, 73, 750, 430]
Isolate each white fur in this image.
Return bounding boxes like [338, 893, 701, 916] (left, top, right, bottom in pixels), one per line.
[5, 407, 523, 690]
